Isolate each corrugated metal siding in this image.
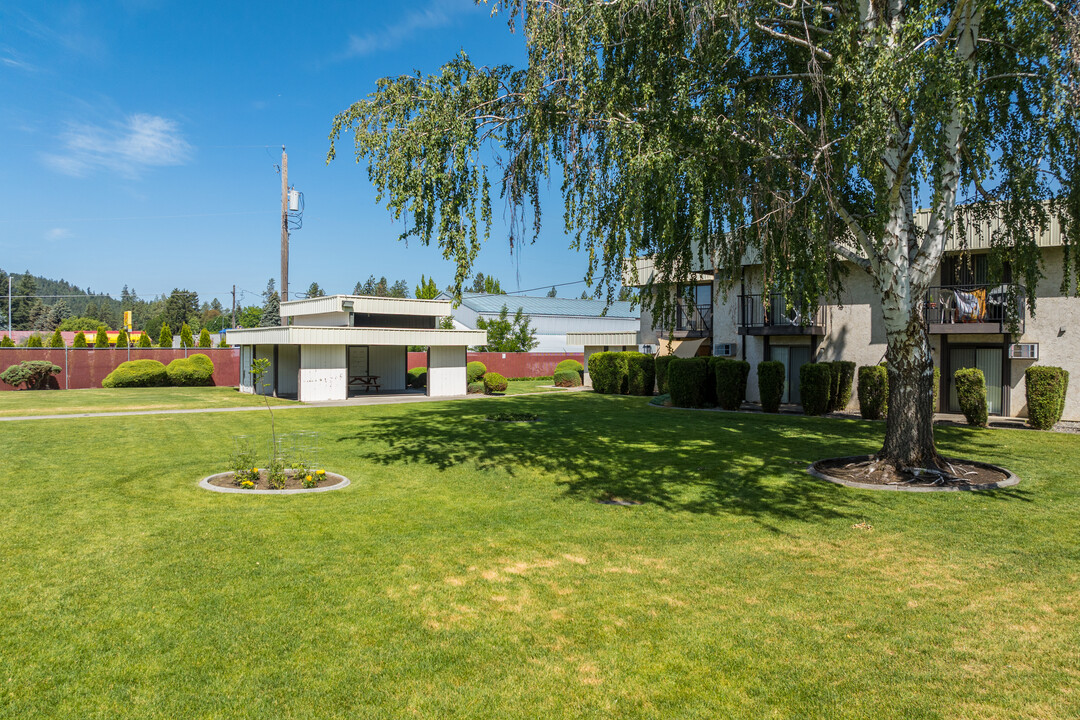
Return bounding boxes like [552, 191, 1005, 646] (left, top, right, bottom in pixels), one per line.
[566, 331, 640, 346]
[368, 346, 407, 391]
[452, 293, 638, 319]
[428, 346, 467, 397]
[299, 345, 346, 402]
[915, 207, 1065, 251]
[227, 326, 486, 347]
[290, 312, 350, 327]
[282, 295, 452, 318]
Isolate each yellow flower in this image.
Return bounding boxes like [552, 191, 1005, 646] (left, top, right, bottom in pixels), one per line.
[306, 475, 313, 481]
[317, 469, 325, 475]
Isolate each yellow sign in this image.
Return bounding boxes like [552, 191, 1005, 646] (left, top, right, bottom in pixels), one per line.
[123, 311, 132, 331]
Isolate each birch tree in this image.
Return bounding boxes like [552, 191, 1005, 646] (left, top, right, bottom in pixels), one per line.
[329, 0, 1079, 466]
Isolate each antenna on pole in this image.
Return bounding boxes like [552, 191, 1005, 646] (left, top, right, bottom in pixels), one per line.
[280, 145, 289, 304]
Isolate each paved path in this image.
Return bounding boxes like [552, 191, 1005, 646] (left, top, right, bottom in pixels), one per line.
[0, 388, 583, 422]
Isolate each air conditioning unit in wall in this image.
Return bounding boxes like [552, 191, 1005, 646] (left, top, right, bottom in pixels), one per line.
[1008, 343, 1039, 359]
[714, 343, 736, 357]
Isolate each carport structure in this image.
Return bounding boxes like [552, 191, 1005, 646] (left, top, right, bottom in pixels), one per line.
[226, 295, 486, 401]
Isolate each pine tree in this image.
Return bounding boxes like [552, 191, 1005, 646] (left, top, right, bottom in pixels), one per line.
[51, 299, 71, 325]
[115, 328, 129, 348]
[546, 286, 557, 298]
[46, 328, 64, 348]
[0, 335, 13, 347]
[94, 325, 110, 348]
[179, 323, 195, 348]
[198, 327, 212, 348]
[72, 332, 87, 348]
[11, 272, 37, 330]
[579, 290, 590, 299]
[415, 275, 440, 299]
[158, 322, 173, 348]
[260, 279, 281, 327]
[26, 334, 43, 347]
[305, 282, 325, 298]
[136, 331, 153, 348]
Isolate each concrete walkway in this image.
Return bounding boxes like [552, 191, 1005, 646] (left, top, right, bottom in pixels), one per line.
[0, 388, 582, 422]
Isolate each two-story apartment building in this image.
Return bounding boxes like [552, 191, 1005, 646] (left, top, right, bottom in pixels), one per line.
[226, 295, 486, 401]
[627, 210, 1078, 420]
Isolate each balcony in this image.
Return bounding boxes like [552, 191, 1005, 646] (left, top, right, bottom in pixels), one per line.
[657, 303, 713, 339]
[925, 284, 1026, 334]
[738, 294, 826, 336]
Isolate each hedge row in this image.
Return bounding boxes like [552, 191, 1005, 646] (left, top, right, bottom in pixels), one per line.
[588, 351, 655, 396]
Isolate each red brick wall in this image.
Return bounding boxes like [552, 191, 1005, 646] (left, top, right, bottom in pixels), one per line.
[407, 351, 584, 378]
[0, 348, 240, 390]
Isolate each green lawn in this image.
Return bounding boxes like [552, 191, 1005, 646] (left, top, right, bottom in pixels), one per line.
[503, 379, 567, 394]
[0, 386, 295, 417]
[1, 393, 1078, 718]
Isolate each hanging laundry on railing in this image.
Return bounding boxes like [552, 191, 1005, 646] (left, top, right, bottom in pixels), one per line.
[954, 288, 987, 322]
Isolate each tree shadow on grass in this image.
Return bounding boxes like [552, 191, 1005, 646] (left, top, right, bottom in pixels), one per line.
[334, 395, 913, 524]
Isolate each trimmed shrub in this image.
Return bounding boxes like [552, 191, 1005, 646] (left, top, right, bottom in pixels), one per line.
[166, 357, 214, 386]
[758, 361, 786, 413]
[72, 332, 88, 348]
[114, 329, 129, 348]
[655, 355, 674, 394]
[1, 360, 62, 390]
[0, 335, 14, 347]
[553, 369, 582, 387]
[857, 365, 888, 419]
[799, 363, 832, 416]
[467, 381, 485, 394]
[932, 366, 941, 412]
[187, 353, 215, 375]
[554, 358, 584, 375]
[137, 332, 153, 348]
[668, 357, 708, 408]
[483, 372, 508, 394]
[198, 328, 212, 348]
[588, 352, 619, 394]
[826, 362, 841, 411]
[158, 323, 173, 348]
[180, 323, 195, 348]
[408, 366, 427, 389]
[25, 334, 43, 348]
[701, 357, 718, 406]
[954, 367, 988, 427]
[625, 352, 655, 396]
[46, 329, 64, 348]
[466, 361, 487, 384]
[217, 336, 229, 348]
[94, 325, 110, 348]
[831, 361, 856, 411]
[1026, 366, 1069, 430]
[715, 358, 751, 411]
[102, 359, 169, 388]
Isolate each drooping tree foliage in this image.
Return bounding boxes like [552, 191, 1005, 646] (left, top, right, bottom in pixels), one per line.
[330, 0, 1079, 466]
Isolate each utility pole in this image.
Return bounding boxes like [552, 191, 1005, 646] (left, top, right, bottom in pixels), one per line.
[231, 285, 237, 328]
[6, 276, 10, 333]
[280, 146, 289, 303]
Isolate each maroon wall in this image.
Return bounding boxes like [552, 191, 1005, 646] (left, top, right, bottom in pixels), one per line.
[407, 351, 584, 378]
[0, 348, 240, 390]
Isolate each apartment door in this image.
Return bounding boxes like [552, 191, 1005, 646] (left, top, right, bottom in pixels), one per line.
[771, 346, 812, 405]
[948, 347, 1003, 415]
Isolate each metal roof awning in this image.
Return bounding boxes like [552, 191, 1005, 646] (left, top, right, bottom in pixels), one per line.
[225, 326, 486, 347]
[655, 338, 705, 358]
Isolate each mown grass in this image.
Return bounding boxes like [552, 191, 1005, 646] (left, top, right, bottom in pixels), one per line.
[0, 386, 294, 417]
[1, 393, 1078, 718]
[502, 379, 567, 395]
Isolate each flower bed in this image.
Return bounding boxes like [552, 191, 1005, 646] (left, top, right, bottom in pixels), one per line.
[199, 469, 350, 495]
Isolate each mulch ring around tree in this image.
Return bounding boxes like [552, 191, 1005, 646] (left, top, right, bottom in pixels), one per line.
[199, 470, 350, 495]
[809, 455, 1018, 492]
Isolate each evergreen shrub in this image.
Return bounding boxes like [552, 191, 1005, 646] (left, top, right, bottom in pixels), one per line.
[835, 361, 856, 410]
[72, 332, 88, 348]
[137, 332, 153, 348]
[0, 335, 14, 347]
[668, 357, 708, 408]
[408, 366, 427, 389]
[655, 355, 674, 394]
[158, 323, 173, 348]
[467, 381, 484, 394]
[587, 352, 619, 394]
[554, 358, 583, 375]
[625, 352, 655, 396]
[166, 356, 214, 386]
[715, 358, 751, 411]
[757, 361, 786, 413]
[102, 359, 169, 388]
[94, 326, 110, 348]
[0, 360, 62, 390]
[954, 368, 988, 427]
[932, 366, 941, 412]
[114, 329, 129, 348]
[25, 334, 43, 348]
[553, 369, 582, 387]
[1025, 366, 1069, 430]
[198, 328, 212, 348]
[47, 329, 64, 348]
[466, 361, 487, 384]
[483, 372, 508, 393]
[799, 363, 832, 416]
[857, 365, 888, 419]
[700, 357, 718, 406]
[180, 323, 195, 348]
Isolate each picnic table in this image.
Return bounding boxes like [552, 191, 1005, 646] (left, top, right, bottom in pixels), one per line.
[349, 375, 381, 393]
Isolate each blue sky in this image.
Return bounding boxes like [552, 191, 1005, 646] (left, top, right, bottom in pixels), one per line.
[0, 0, 592, 308]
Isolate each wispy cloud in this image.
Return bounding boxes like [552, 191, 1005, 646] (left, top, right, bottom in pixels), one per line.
[339, 0, 475, 59]
[46, 228, 72, 240]
[42, 113, 192, 178]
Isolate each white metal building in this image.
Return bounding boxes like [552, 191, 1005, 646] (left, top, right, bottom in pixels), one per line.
[441, 292, 640, 352]
[226, 295, 486, 402]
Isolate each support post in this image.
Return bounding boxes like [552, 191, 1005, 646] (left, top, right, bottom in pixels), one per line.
[280, 147, 289, 303]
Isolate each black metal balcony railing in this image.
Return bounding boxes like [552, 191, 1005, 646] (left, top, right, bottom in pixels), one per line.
[924, 284, 1026, 333]
[673, 303, 713, 337]
[738, 294, 826, 332]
